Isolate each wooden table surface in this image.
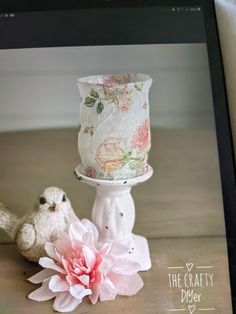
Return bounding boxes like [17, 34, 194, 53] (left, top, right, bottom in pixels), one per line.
[0, 237, 232, 314]
[0, 128, 232, 313]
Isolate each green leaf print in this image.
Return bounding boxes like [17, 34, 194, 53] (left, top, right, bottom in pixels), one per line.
[96, 101, 104, 114]
[83, 126, 90, 133]
[90, 127, 94, 136]
[134, 83, 143, 91]
[90, 89, 99, 98]
[129, 160, 143, 171]
[85, 97, 96, 107]
[83, 126, 95, 136]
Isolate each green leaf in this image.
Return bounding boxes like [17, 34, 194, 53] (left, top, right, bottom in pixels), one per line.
[83, 126, 90, 134]
[129, 160, 142, 170]
[85, 97, 96, 107]
[90, 127, 94, 136]
[90, 89, 99, 98]
[134, 83, 143, 91]
[96, 101, 104, 114]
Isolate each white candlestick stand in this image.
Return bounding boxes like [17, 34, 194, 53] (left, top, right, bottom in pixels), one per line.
[74, 164, 153, 271]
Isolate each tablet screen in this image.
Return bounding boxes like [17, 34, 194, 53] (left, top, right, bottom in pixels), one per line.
[0, 3, 233, 313]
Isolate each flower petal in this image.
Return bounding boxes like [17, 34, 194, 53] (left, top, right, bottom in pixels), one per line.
[61, 256, 72, 275]
[82, 232, 97, 252]
[28, 268, 57, 284]
[99, 242, 112, 255]
[99, 255, 115, 274]
[108, 272, 143, 296]
[69, 284, 91, 300]
[45, 242, 60, 261]
[53, 293, 82, 312]
[78, 274, 90, 286]
[39, 257, 65, 274]
[49, 275, 69, 292]
[89, 285, 100, 304]
[112, 258, 141, 275]
[110, 240, 130, 257]
[81, 218, 99, 241]
[28, 279, 57, 301]
[69, 221, 87, 241]
[82, 246, 96, 269]
[54, 234, 71, 255]
[99, 277, 117, 301]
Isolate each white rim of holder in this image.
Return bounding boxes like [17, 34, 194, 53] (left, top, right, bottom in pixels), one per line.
[74, 164, 153, 186]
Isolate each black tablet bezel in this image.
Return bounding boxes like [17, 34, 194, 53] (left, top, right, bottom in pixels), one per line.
[0, 0, 235, 309]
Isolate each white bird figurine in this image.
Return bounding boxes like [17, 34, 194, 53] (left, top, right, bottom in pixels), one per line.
[0, 186, 76, 262]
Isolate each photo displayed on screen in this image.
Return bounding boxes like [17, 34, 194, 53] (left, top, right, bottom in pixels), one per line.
[0, 5, 233, 314]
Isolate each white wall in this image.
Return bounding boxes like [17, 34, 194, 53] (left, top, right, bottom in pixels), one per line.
[0, 43, 214, 132]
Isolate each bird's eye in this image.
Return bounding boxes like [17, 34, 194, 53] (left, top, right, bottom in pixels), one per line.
[62, 194, 66, 202]
[39, 196, 47, 205]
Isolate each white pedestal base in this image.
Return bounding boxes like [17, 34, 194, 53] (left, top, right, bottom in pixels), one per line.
[74, 165, 153, 271]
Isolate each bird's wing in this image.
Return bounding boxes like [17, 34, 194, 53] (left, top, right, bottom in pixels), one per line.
[0, 202, 19, 239]
[16, 223, 35, 251]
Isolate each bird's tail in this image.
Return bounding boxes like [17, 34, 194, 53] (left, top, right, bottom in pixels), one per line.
[0, 202, 19, 239]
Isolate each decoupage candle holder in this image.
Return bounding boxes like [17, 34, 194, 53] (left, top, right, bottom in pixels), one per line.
[75, 73, 153, 271]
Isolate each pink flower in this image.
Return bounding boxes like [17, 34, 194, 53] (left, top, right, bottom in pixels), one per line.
[96, 137, 126, 173]
[28, 216, 143, 312]
[84, 166, 97, 178]
[103, 85, 133, 112]
[103, 74, 130, 87]
[102, 75, 133, 112]
[131, 119, 151, 152]
[103, 74, 122, 87]
[115, 86, 132, 112]
[102, 75, 124, 95]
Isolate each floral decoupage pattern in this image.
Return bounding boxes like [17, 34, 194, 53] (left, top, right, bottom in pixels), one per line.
[77, 73, 152, 180]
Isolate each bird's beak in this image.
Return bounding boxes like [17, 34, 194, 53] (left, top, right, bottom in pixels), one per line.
[49, 202, 58, 212]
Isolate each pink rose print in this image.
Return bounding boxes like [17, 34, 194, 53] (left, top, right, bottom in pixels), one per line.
[102, 75, 133, 113]
[103, 74, 130, 87]
[103, 75, 122, 87]
[103, 75, 123, 95]
[115, 86, 132, 112]
[131, 119, 151, 152]
[84, 166, 97, 178]
[96, 137, 126, 173]
[103, 85, 132, 113]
